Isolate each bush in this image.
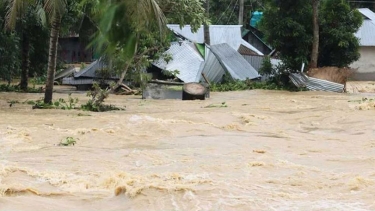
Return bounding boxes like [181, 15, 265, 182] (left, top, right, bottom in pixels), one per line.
[0, 84, 42, 93]
[80, 83, 124, 112]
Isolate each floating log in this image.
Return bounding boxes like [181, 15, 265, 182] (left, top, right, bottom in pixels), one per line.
[182, 82, 207, 100]
[149, 80, 184, 86]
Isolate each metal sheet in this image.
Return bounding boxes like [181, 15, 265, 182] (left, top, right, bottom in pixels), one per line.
[242, 55, 281, 71]
[289, 73, 344, 93]
[153, 41, 204, 83]
[74, 59, 106, 78]
[199, 47, 226, 83]
[355, 20, 375, 46]
[358, 8, 375, 21]
[166, 24, 263, 55]
[54, 66, 77, 80]
[210, 43, 260, 80]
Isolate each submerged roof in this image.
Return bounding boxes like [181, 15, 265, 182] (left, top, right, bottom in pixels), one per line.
[153, 41, 204, 83]
[242, 55, 281, 71]
[167, 25, 264, 55]
[72, 58, 117, 79]
[209, 43, 260, 80]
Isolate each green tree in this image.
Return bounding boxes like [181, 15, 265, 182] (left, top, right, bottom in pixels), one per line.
[159, 0, 207, 32]
[318, 0, 363, 67]
[260, 0, 362, 70]
[68, 0, 208, 107]
[260, 0, 312, 71]
[0, 2, 20, 85]
[84, 0, 208, 105]
[4, 0, 67, 101]
[43, 0, 67, 103]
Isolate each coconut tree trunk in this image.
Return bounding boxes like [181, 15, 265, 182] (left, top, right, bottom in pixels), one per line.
[310, 0, 320, 68]
[20, 33, 30, 91]
[44, 18, 61, 104]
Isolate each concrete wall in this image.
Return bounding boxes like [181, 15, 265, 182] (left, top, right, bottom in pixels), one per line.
[351, 46, 375, 81]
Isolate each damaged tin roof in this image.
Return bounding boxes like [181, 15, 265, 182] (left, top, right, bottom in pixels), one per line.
[207, 43, 261, 81]
[166, 25, 264, 55]
[289, 73, 345, 93]
[153, 41, 204, 83]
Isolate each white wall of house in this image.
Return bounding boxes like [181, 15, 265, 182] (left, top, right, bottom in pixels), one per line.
[351, 47, 375, 73]
[351, 46, 375, 80]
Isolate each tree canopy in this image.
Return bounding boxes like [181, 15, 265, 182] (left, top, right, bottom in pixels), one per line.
[260, 0, 363, 71]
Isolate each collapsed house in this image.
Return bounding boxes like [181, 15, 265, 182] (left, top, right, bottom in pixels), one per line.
[59, 24, 282, 92]
[61, 59, 118, 90]
[153, 25, 278, 84]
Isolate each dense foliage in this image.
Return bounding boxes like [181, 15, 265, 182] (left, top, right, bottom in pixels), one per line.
[260, 0, 313, 71]
[318, 0, 363, 67]
[260, 0, 362, 71]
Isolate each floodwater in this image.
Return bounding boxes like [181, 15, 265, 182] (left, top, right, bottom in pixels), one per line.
[0, 87, 375, 211]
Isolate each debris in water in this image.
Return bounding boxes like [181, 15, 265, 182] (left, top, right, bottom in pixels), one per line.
[253, 150, 266, 154]
[204, 102, 227, 108]
[58, 137, 77, 146]
[249, 161, 265, 167]
[115, 186, 127, 196]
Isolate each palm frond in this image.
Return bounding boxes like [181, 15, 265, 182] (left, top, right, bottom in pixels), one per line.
[36, 4, 47, 26]
[131, 0, 166, 33]
[43, 0, 67, 21]
[148, 0, 166, 35]
[4, 0, 24, 29]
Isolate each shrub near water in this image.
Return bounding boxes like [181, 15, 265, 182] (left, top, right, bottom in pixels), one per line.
[210, 79, 292, 92]
[0, 84, 42, 93]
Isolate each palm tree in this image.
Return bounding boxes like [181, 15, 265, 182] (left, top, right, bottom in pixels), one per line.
[94, 0, 166, 89]
[43, 0, 67, 103]
[5, 0, 67, 103]
[4, 0, 34, 91]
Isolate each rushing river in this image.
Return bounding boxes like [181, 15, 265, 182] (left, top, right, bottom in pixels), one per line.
[0, 87, 374, 211]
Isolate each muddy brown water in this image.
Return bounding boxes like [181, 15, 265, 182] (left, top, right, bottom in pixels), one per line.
[0, 88, 375, 211]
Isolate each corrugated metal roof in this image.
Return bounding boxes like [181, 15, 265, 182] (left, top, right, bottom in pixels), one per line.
[54, 66, 77, 80]
[62, 77, 116, 85]
[167, 24, 264, 55]
[210, 43, 260, 80]
[355, 20, 375, 46]
[153, 41, 204, 83]
[199, 47, 226, 83]
[74, 59, 107, 78]
[242, 55, 281, 71]
[358, 8, 375, 21]
[289, 73, 344, 93]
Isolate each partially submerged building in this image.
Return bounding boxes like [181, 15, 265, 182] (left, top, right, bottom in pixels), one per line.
[351, 8, 375, 80]
[61, 59, 118, 90]
[153, 25, 267, 83]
